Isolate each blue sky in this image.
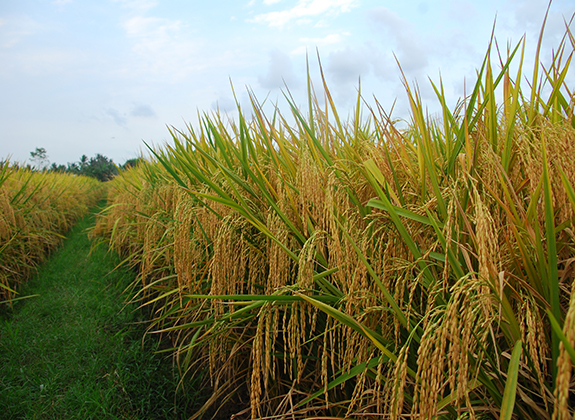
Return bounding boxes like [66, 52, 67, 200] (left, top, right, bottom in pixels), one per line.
[1, 0, 573, 166]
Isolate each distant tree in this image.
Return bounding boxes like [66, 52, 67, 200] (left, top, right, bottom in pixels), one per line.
[82, 154, 119, 182]
[79, 155, 88, 170]
[66, 162, 81, 174]
[23, 151, 120, 181]
[49, 162, 67, 173]
[121, 157, 144, 170]
[29, 147, 49, 170]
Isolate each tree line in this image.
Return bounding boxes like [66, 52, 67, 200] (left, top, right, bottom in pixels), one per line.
[26, 147, 142, 182]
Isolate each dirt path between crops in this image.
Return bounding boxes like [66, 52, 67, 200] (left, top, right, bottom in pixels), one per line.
[0, 207, 198, 420]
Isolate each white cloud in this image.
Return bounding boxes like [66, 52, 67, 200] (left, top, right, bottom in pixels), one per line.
[0, 16, 42, 48]
[369, 7, 429, 74]
[263, 0, 282, 4]
[106, 108, 128, 127]
[367, 44, 393, 82]
[251, 0, 359, 27]
[506, 0, 572, 45]
[130, 104, 156, 118]
[447, 0, 477, 21]
[123, 15, 182, 37]
[418, 2, 430, 14]
[121, 16, 202, 80]
[291, 33, 346, 55]
[327, 46, 370, 84]
[112, 0, 158, 13]
[296, 18, 313, 25]
[259, 49, 300, 89]
[300, 33, 345, 46]
[211, 95, 237, 112]
[15, 49, 86, 74]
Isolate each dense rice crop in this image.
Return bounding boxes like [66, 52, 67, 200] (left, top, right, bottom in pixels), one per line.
[95, 21, 575, 419]
[0, 164, 104, 304]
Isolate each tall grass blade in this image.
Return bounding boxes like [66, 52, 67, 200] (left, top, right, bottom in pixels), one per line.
[500, 340, 523, 420]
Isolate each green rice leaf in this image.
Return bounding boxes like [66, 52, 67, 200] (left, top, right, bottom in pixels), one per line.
[547, 310, 575, 364]
[500, 340, 522, 420]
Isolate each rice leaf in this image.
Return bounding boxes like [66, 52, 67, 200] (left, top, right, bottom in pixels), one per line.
[547, 310, 575, 364]
[500, 340, 522, 420]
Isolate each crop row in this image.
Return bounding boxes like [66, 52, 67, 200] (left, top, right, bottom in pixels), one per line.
[0, 166, 104, 304]
[95, 25, 575, 419]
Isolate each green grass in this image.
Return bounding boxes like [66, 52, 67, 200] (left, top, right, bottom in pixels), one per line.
[0, 205, 203, 420]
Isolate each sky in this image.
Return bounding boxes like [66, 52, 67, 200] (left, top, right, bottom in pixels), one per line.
[1, 0, 573, 167]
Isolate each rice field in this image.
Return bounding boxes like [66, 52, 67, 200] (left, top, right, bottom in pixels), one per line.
[0, 164, 104, 304]
[94, 22, 575, 419]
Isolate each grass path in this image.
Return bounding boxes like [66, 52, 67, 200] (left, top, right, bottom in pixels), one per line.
[0, 207, 199, 420]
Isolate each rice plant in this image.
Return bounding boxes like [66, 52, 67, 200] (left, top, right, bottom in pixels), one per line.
[0, 163, 105, 304]
[96, 19, 575, 419]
